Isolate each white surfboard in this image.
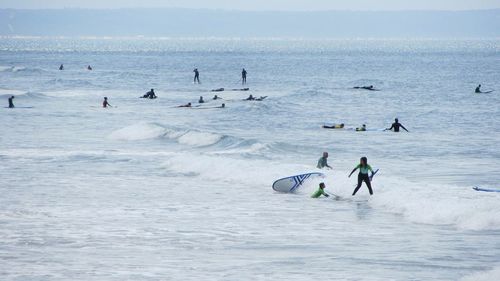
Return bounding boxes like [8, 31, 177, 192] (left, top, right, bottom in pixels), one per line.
[272, 172, 325, 193]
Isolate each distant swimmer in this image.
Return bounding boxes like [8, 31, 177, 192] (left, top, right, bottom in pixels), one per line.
[102, 97, 111, 108]
[323, 123, 344, 129]
[385, 118, 409, 132]
[211, 88, 224, 92]
[141, 89, 157, 99]
[87, 65, 92, 70]
[354, 85, 378, 91]
[311, 182, 330, 198]
[199, 96, 205, 103]
[356, 124, 367, 131]
[245, 94, 255, 101]
[8, 96, 15, 108]
[178, 102, 192, 108]
[193, 68, 200, 84]
[231, 88, 250, 91]
[317, 152, 332, 169]
[242, 68, 247, 85]
[348, 157, 374, 196]
[59, 64, 64, 70]
[218, 103, 226, 108]
[213, 95, 222, 100]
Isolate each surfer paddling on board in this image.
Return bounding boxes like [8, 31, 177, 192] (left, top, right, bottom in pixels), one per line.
[317, 152, 332, 169]
[349, 157, 375, 196]
[193, 68, 200, 84]
[102, 97, 112, 108]
[178, 102, 192, 108]
[311, 182, 330, 198]
[8, 96, 15, 108]
[385, 118, 409, 132]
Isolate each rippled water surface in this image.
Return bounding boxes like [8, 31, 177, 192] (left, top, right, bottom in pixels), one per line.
[1, 38, 499, 280]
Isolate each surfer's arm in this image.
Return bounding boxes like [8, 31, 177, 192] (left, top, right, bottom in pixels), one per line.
[385, 124, 394, 131]
[401, 125, 409, 132]
[348, 167, 358, 177]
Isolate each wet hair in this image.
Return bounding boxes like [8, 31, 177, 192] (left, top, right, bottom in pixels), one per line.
[360, 157, 368, 165]
[319, 182, 325, 189]
[395, 118, 399, 122]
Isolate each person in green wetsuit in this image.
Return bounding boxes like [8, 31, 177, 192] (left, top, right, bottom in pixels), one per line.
[311, 182, 329, 198]
[348, 157, 374, 196]
[317, 152, 332, 169]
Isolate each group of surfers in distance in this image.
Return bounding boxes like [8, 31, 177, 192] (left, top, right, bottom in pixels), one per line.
[312, 153, 375, 198]
[322, 118, 408, 132]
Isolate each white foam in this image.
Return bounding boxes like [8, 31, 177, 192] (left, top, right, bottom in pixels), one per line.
[460, 266, 500, 281]
[108, 123, 166, 141]
[176, 131, 223, 147]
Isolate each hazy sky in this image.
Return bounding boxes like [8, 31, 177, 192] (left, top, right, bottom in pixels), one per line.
[1, 0, 499, 11]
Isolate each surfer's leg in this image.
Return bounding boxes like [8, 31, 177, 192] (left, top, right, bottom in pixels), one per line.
[363, 175, 373, 195]
[352, 174, 363, 195]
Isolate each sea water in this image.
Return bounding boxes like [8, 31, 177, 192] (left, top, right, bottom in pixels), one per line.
[0, 38, 499, 280]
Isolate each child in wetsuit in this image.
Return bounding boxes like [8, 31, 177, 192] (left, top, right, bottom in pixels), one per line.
[311, 182, 329, 198]
[348, 157, 374, 196]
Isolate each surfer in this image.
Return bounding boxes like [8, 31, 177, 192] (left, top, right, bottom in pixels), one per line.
[356, 124, 367, 131]
[354, 85, 377, 91]
[317, 152, 332, 169]
[218, 103, 226, 108]
[212, 88, 224, 92]
[141, 89, 157, 99]
[311, 183, 330, 198]
[8, 96, 14, 108]
[59, 64, 64, 70]
[385, 118, 409, 132]
[475, 84, 481, 93]
[242, 68, 247, 84]
[199, 96, 205, 103]
[102, 97, 111, 108]
[348, 157, 374, 196]
[213, 95, 222, 100]
[245, 94, 255, 101]
[193, 68, 200, 84]
[178, 102, 192, 108]
[323, 123, 344, 129]
[87, 65, 92, 70]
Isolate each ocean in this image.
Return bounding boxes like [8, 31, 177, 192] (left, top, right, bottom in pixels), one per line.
[1, 37, 499, 280]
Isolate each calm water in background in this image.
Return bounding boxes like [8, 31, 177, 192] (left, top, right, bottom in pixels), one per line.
[0, 38, 499, 280]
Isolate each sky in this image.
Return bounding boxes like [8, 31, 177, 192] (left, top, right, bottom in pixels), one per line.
[1, 0, 499, 11]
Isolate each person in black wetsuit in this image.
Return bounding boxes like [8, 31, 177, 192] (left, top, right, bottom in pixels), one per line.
[178, 102, 192, 108]
[8, 96, 14, 108]
[348, 157, 375, 196]
[475, 84, 482, 93]
[59, 64, 64, 70]
[245, 94, 255, 101]
[199, 96, 205, 103]
[141, 89, 156, 99]
[102, 97, 111, 108]
[87, 65, 92, 70]
[242, 68, 247, 85]
[193, 68, 200, 84]
[385, 118, 409, 132]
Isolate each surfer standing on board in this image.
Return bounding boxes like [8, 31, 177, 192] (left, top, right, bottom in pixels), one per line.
[349, 157, 374, 196]
[317, 152, 332, 169]
[193, 68, 200, 84]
